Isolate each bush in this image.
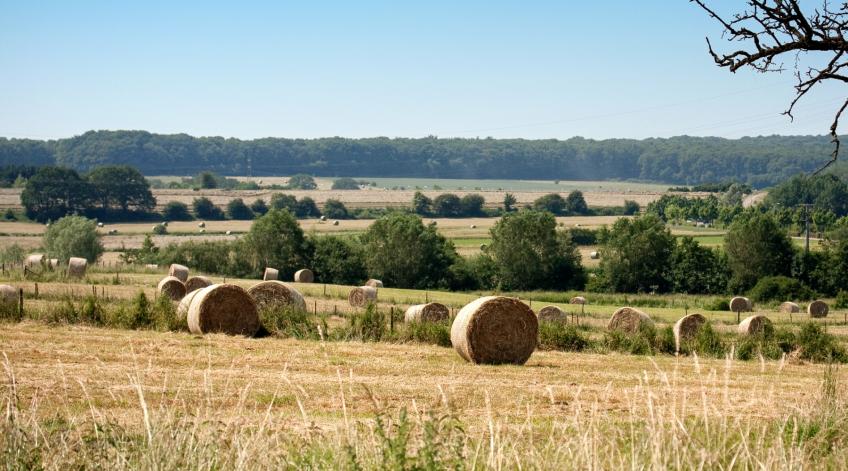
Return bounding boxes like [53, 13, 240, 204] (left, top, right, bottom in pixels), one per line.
[796, 323, 848, 363]
[310, 235, 366, 285]
[294, 197, 321, 218]
[192, 197, 224, 220]
[704, 298, 730, 311]
[678, 322, 727, 357]
[538, 322, 592, 352]
[227, 198, 255, 220]
[567, 228, 598, 245]
[259, 306, 322, 340]
[735, 325, 789, 361]
[162, 201, 192, 221]
[250, 199, 268, 216]
[331, 177, 360, 190]
[835, 290, 848, 309]
[43, 215, 104, 263]
[748, 276, 816, 302]
[322, 199, 349, 219]
[605, 323, 658, 355]
[342, 304, 387, 342]
[152, 224, 167, 235]
[286, 174, 317, 190]
[400, 320, 452, 347]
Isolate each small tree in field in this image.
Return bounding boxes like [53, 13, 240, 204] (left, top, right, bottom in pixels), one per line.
[725, 211, 794, 292]
[44, 216, 104, 263]
[243, 209, 310, 279]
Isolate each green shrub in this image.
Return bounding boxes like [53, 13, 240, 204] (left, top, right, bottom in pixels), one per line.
[130, 292, 152, 328]
[835, 290, 848, 309]
[679, 322, 727, 357]
[736, 325, 788, 361]
[797, 323, 848, 363]
[259, 306, 322, 340]
[538, 322, 591, 352]
[656, 326, 677, 355]
[748, 276, 816, 302]
[344, 304, 387, 342]
[401, 321, 452, 347]
[151, 294, 179, 331]
[704, 298, 730, 311]
[152, 224, 167, 235]
[605, 323, 657, 355]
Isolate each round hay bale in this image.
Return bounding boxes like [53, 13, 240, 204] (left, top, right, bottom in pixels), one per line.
[162, 221, 168, 227]
[0, 285, 18, 305]
[24, 254, 45, 272]
[404, 302, 449, 323]
[48, 259, 59, 270]
[97, 222, 104, 228]
[778, 301, 800, 314]
[157, 276, 186, 301]
[263, 267, 279, 281]
[168, 264, 189, 283]
[320, 215, 327, 221]
[199, 228, 206, 234]
[569, 296, 586, 305]
[589, 251, 599, 260]
[185, 276, 213, 293]
[808, 300, 829, 318]
[246, 281, 306, 312]
[198, 221, 206, 228]
[225, 230, 232, 236]
[738, 315, 773, 336]
[67, 257, 87, 278]
[470, 224, 477, 229]
[176, 289, 203, 322]
[348, 286, 377, 307]
[729, 296, 751, 312]
[293, 269, 314, 283]
[332, 220, 340, 226]
[187, 284, 260, 336]
[673, 313, 706, 352]
[480, 244, 487, 250]
[537, 305, 567, 323]
[450, 296, 537, 365]
[607, 307, 654, 333]
[365, 279, 383, 288]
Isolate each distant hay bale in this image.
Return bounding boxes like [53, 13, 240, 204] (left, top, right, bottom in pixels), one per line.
[0, 285, 18, 305]
[24, 254, 45, 273]
[97, 222, 104, 228]
[168, 264, 189, 282]
[294, 269, 314, 283]
[187, 284, 261, 336]
[673, 313, 706, 353]
[185, 276, 213, 293]
[738, 315, 773, 336]
[607, 307, 654, 333]
[405, 302, 449, 323]
[199, 228, 205, 234]
[67, 257, 87, 278]
[729, 296, 752, 312]
[778, 302, 800, 314]
[157, 276, 187, 301]
[198, 221, 206, 228]
[176, 289, 203, 322]
[365, 279, 383, 288]
[263, 267, 279, 281]
[808, 300, 829, 318]
[589, 251, 599, 259]
[348, 286, 377, 307]
[320, 215, 327, 221]
[470, 224, 476, 229]
[332, 220, 340, 226]
[450, 296, 538, 365]
[537, 305, 567, 323]
[246, 281, 306, 312]
[225, 230, 232, 236]
[569, 296, 586, 305]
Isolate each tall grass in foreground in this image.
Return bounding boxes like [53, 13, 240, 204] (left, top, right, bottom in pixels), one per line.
[2, 353, 848, 469]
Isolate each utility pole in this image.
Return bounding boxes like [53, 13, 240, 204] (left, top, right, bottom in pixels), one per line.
[800, 203, 813, 254]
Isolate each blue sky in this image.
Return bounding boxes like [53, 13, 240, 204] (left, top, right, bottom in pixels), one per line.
[0, 1, 844, 140]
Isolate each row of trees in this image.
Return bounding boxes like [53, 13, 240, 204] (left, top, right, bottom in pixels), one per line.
[2, 131, 844, 187]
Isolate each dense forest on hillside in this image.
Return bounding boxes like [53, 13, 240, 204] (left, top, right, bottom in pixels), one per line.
[1, 131, 841, 187]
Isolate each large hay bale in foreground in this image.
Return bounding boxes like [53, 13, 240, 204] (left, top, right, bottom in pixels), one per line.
[348, 286, 377, 307]
[187, 284, 260, 336]
[185, 276, 213, 293]
[808, 300, 829, 318]
[366, 279, 384, 288]
[673, 313, 706, 352]
[176, 289, 203, 322]
[247, 281, 306, 312]
[24, 254, 45, 273]
[405, 302, 449, 323]
[168, 264, 189, 283]
[569, 296, 586, 305]
[263, 267, 279, 281]
[157, 276, 186, 301]
[607, 307, 654, 333]
[778, 301, 800, 314]
[451, 296, 537, 365]
[294, 269, 314, 283]
[67, 257, 87, 278]
[738, 315, 773, 336]
[0, 285, 18, 305]
[730, 296, 751, 312]
[537, 305, 567, 323]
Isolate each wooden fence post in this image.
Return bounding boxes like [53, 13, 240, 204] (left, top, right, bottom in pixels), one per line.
[390, 306, 394, 333]
[18, 288, 24, 320]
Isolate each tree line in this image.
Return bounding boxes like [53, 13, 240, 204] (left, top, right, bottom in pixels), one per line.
[1, 131, 845, 187]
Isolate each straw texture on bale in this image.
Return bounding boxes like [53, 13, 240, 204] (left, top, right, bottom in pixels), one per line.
[607, 307, 654, 333]
[263, 267, 279, 281]
[366, 279, 384, 288]
[808, 300, 829, 318]
[157, 276, 186, 301]
[24, 254, 45, 272]
[187, 284, 260, 336]
[537, 305, 568, 322]
[246, 281, 306, 312]
[67, 257, 87, 278]
[294, 269, 314, 283]
[169, 264, 189, 282]
[185, 276, 213, 293]
[569, 296, 586, 305]
[673, 313, 706, 352]
[450, 296, 538, 365]
[404, 302, 449, 323]
[779, 302, 800, 314]
[348, 286, 378, 307]
[730, 296, 752, 312]
[0, 285, 17, 305]
[738, 315, 773, 335]
[176, 289, 203, 322]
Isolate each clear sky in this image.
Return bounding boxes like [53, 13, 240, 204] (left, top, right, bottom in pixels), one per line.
[1, 1, 844, 140]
